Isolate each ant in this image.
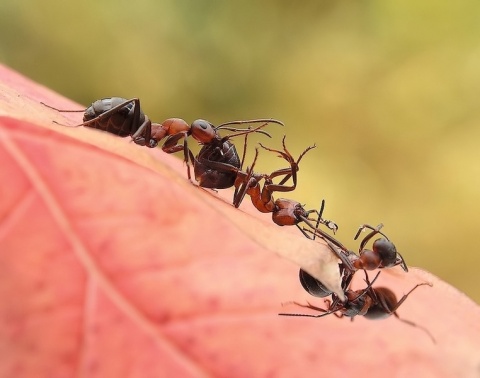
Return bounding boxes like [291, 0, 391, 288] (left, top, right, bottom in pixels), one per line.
[227, 137, 338, 234]
[187, 134, 305, 209]
[42, 97, 283, 186]
[41, 97, 185, 147]
[352, 224, 408, 271]
[280, 272, 435, 342]
[181, 118, 281, 188]
[296, 201, 350, 299]
[303, 223, 408, 275]
[297, 222, 409, 301]
[296, 214, 410, 302]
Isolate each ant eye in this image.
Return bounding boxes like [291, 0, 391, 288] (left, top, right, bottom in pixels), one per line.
[191, 119, 216, 143]
[192, 119, 209, 130]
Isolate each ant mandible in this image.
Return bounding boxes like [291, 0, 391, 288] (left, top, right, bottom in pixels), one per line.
[280, 272, 435, 342]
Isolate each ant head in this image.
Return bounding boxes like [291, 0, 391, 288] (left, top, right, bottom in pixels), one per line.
[373, 238, 398, 268]
[190, 119, 217, 143]
[354, 224, 409, 272]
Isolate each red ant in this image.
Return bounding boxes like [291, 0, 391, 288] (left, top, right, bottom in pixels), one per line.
[41, 97, 184, 147]
[180, 118, 280, 188]
[305, 223, 408, 275]
[280, 272, 435, 342]
[42, 97, 283, 186]
[296, 201, 351, 299]
[297, 222, 409, 302]
[228, 137, 338, 233]
[352, 224, 408, 271]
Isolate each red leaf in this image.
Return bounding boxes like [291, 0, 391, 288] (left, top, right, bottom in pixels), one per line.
[1, 64, 480, 378]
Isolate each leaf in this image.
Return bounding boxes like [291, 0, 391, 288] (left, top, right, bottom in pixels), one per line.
[1, 63, 480, 378]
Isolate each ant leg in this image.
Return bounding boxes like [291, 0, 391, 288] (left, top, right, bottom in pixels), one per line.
[393, 313, 436, 343]
[233, 148, 260, 208]
[300, 216, 349, 252]
[233, 131, 250, 201]
[390, 282, 432, 311]
[162, 132, 188, 154]
[162, 132, 193, 180]
[279, 301, 334, 318]
[259, 136, 315, 193]
[128, 99, 142, 139]
[130, 110, 155, 148]
[354, 223, 385, 251]
[296, 224, 315, 239]
[184, 138, 193, 181]
[275, 139, 316, 185]
[395, 251, 409, 272]
[306, 226, 356, 272]
[258, 136, 296, 187]
[313, 200, 326, 233]
[259, 135, 295, 163]
[186, 149, 196, 182]
[361, 271, 381, 289]
[310, 200, 338, 234]
[196, 158, 242, 175]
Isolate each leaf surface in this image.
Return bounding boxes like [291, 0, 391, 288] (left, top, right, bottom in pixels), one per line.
[0, 64, 479, 378]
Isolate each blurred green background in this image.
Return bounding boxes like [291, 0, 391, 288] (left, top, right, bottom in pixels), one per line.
[1, 0, 479, 303]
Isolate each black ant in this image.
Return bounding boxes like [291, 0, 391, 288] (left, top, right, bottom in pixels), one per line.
[280, 272, 435, 342]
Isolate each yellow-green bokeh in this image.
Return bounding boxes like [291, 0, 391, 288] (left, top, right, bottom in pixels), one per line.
[1, 0, 479, 303]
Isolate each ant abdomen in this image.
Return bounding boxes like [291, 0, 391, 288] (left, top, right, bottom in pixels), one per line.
[84, 97, 144, 137]
[363, 287, 397, 320]
[299, 269, 332, 298]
